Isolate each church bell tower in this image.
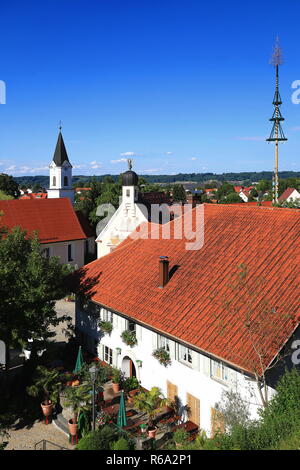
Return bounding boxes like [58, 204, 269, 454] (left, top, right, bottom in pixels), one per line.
[47, 127, 74, 204]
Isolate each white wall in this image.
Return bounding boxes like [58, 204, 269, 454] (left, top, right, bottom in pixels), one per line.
[96, 202, 148, 259]
[75, 300, 275, 436]
[42, 239, 85, 268]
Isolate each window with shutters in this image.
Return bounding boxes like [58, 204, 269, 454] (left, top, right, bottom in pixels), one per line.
[178, 345, 193, 366]
[210, 359, 229, 384]
[104, 346, 113, 366]
[211, 407, 225, 436]
[186, 393, 200, 426]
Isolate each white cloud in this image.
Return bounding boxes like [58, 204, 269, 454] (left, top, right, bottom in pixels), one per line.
[90, 161, 97, 165]
[165, 151, 173, 155]
[91, 164, 102, 169]
[191, 157, 197, 161]
[120, 151, 135, 157]
[5, 165, 16, 171]
[141, 168, 163, 173]
[110, 158, 127, 164]
[73, 164, 87, 169]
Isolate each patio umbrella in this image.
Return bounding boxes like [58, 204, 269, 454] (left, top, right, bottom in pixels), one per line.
[117, 391, 127, 428]
[73, 346, 84, 374]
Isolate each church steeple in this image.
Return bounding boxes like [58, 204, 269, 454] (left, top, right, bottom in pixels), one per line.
[47, 127, 74, 204]
[53, 131, 71, 166]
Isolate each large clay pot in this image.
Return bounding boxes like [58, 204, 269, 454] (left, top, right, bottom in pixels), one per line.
[68, 419, 78, 436]
[112, 382, 120, 393]
[41, 401, 53, 417]
[148, 427, 157, 438]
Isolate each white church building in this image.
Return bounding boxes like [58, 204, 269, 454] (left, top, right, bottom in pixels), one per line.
[96, 162, 148, 259]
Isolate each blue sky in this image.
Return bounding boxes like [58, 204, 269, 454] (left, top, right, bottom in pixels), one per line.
[0, 0, 299, 177]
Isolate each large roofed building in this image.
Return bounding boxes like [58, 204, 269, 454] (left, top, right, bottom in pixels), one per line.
[73, 204, 300, 434]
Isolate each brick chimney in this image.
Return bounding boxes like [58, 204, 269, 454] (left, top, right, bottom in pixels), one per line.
[159, 256, 169, 288]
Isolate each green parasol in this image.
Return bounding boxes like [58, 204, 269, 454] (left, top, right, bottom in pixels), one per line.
[117, 391, 127, 428]
[73, 346, 84, 374]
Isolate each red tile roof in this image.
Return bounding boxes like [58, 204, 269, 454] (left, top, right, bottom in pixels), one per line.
[73, 204, 300, 375]
[19, 192, 48, 200]
[0, 198, 87, 244]
[278, 187, 298, 202]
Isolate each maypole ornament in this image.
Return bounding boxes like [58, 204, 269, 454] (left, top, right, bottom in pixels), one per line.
[266, 37, 287, 204]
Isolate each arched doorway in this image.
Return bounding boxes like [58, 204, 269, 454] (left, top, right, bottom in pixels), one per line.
[122, 356, 136, 378]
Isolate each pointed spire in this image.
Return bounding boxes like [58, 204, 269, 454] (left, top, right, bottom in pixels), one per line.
[53, 130, 70, 166]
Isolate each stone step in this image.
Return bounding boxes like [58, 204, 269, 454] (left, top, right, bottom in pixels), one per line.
[53, 413, 69, 437]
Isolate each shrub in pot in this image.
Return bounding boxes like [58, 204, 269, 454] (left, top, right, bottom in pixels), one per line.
[99, 320, 113, 335]
[64, 383, 92, 437]
[121, 330, 137, 347]
[152, 348, 171, 367]
[111, 368, 124, 393]
[27, 366, 61, 420]
[123, 377, 140, 403]
[133, 387, 169, 438]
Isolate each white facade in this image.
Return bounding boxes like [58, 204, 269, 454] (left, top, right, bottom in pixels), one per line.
[96, 184, 148, 259]
[285, 189, 300, 202]
[47, 160, 74, 204]
[41, 239, 85, 268]
[75, 299, 275, 436]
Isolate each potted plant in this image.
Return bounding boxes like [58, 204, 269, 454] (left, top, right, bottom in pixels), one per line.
[133, 387, 169, 438]
[173, 428, 189, 449]
[27, 366, 61, 421]
[121, 330, 137, 347]
[64, 383, 92, 437]
[111, 368, 123, 393]
[123, 376, 140, 403]
[152, 348, 171, 367]
[99, 320, 113, 335]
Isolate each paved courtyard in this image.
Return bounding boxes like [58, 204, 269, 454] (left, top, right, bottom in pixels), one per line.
[5, 299, 76, 451]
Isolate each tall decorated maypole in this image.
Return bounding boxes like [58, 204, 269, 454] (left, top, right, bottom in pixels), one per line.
[266, 37, 287, 204]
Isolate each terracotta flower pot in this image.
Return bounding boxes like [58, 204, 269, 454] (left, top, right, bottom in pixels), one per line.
[148, 427, 157, 438]
[68, 419, 78, 436]
[112, 382, 120, 393]
[41, 401, 53, 417]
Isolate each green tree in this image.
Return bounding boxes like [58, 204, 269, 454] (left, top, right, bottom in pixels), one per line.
[217, 183, 235, 200]
[0, 227, 72, 369]
[172, 184, 186, 202]
[64, 383, 92, 425]
[133, 387, 169, 430]
[0, 190, 13, 201]
[26, 366, 62, 405]
[0, 174, 20, 198]
[219, 192, 243, 204]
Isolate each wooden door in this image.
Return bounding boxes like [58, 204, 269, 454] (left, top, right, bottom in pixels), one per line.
[186, 393, 200, 426]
